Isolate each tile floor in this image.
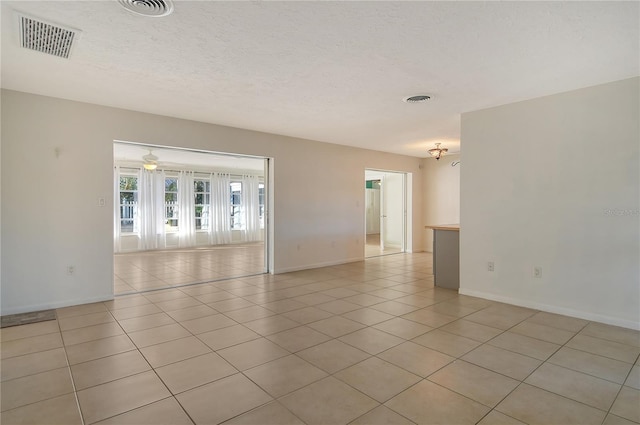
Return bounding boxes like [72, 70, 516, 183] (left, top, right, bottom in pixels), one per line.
[114, 243, 265, 295]
[365, 233, 403, 258]
[2, 253, 639, 425]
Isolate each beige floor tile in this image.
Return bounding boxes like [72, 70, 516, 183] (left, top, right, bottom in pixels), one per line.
[244, 354, 327, 397]
[342, 293, 387, 307]
[155, 352, 238, 394]
[476, 410, 527, 425]
[177, 373, 272, 424]
[412, 329, 482, 358]
[166, 304, 217, 322]
[65, 334, 136, 365]
[94, 397, 193, 425]
[525, 362, 620, 411]
[62, 321, 124, 346]
[196, 290, 237, 303]
[526, 311, 588, 333]
[0, 347, 67, 381]
[155, 297, 203, 312]
[581, 323, 640, 348]
[423, 301, 480, 318]
[488, 332, 560, 361]
[281, 306, 334, 324]
[57, 302, 108, 318]
[209, 297, 255, 312]
[439, 319, 503, 342]
[385, 379, 490, 425]
[378, 341, 454, 378]
[0, 393, 82, 425]
[510, 321, 576, 345]
[566, 334, 640, 363]
[294, 293, 337, 306]
[342, 308, 396, 326]
[70, 350, 151, 390]
[225, 305, 277, 323]
[0, 367, 74, 412]
[393, 294, 438, 308]
[610, 386, 640, 423]
[261, 299, 309, 314]
[223, 401, 304, 425]
[127, 323, 191, 348]
[244, 315, 301, 336]
[625, 365, 640, 389]
[339, 327, 404, 355]
[110, 303, 162, 321]
[496, 383, 606, 425]
[428, 360, 519, 407]
[218, 337, 290, 370]
[461, 344, 543, 381]
[603, 413, 639, 425]
[548, 346, 634, 384]
[374, 317, 432, 340]
[77, 370, 171, 424]
[266, 326, 331, 352]
[315, 299, 362, 315]
[197, 324, 261, 350]
[350, 405, 415, 425]
[464, 309, 529, 330]
[320, 288, 361, 298]
[179, 313, 237, 334]
[280, 376, 379, 425]
[140, 336, 211, 368]
[401, 309, 458, 328]
[371, 301, 420, 316]
[335, 357, 421, 402]
[118, 312, 175, 333]
[367, 288, 407, 300]
[297, 339, 371, 374]
[58, 311, 115, 332]
[144, 289, 190, 303]
[307, 316, 365, 338]
[1, 332, 63, 359]
[0, 320, 60, 342]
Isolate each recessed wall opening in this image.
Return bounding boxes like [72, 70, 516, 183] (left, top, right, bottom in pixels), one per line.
[364, 169, 408, 257]
[113, 141, 270, 295]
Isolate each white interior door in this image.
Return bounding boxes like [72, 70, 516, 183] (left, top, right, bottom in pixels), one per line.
[381, 172, 405, 250]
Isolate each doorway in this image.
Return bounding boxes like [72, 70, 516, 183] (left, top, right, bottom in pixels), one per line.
[113, 142, 270, 294]
[365, 169, 407, 257]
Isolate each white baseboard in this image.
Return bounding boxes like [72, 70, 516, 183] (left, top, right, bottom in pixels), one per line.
[459, 288, 640, 331]
[1, 294, 114, 316]
[274, 257, 364, 274]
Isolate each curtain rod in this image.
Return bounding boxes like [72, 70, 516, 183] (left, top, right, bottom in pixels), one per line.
[117, 166, 262, 180]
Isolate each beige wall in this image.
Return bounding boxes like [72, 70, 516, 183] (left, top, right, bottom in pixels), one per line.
[422, 153, 461, 251]
[460, 77, 639, 329]
[1, 90, 424, 314]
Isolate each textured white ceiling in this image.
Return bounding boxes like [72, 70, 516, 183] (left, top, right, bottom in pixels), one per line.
[2, 1, 638, 157]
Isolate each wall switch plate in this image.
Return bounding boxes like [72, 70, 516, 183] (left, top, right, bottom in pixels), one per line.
[97, 197, 106, 207]
[534, 266, 542, 278]
[67, 266, 75, 275]
[487, 261, 495, 272]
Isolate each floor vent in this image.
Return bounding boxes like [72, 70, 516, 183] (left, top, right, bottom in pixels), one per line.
[18, 13, 79, 59]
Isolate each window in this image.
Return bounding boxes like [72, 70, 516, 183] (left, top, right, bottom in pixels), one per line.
[230, 181, 242, 229]
[259, 182, 265, 228]
[194, 179, 210, 230]
[165, 177, 179, 232]
[119, 175, 138, 233]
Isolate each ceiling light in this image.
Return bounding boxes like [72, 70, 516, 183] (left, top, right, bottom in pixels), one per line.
[404, 95, 431, 103]
[428, 143, 448, 160]
[117, 0, 174, 17]
[142, 150, 158, 170]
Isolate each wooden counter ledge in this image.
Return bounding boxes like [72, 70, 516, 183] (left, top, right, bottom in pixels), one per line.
[425, 224, 460, 231]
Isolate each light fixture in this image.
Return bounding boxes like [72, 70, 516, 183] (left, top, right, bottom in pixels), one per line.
[403, 95, 431, 103]
[428, 143, 448, 160]
[142, 150, 158, 170]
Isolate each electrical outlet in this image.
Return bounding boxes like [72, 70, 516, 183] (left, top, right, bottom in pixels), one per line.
[97, 197, 106, 207]
[67, 266, 75, 275]
[487, 261, 495, 272]
[534, 266, 542, 278]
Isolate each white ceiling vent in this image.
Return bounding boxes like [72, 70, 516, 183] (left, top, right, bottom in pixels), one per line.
[17, 13, 80, 59]
[117, 0, 174, 17]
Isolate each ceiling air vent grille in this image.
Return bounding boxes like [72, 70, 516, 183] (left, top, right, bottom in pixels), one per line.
[118, 0, 174, 17]
[18, 14, 78, 59]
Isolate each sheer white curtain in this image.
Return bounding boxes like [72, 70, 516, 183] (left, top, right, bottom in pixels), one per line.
[242, 174, 261, 242]
[113, 166, 122, 253]
[139, 169, 166, 251]
[209, 172, 232, 245]
[178, 171, 196, 248]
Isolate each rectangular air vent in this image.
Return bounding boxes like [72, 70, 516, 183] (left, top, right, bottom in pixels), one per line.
[18, 13, 79, 59]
